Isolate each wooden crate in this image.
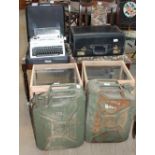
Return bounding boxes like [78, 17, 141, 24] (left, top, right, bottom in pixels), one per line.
[82, 60, 135, 87]
[30, 63, 82, 99]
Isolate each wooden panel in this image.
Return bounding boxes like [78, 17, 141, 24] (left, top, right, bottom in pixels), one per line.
[19, 0, 39, 9]
[33, 63, 77, 70]
[19, 0, 26, 9]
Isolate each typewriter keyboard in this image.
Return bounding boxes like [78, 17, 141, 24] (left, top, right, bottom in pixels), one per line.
[32, 46, 63, 56]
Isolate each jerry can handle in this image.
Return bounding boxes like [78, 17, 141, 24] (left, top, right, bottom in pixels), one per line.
[46, 83, 78, 104]
[97, 80, 126, 98]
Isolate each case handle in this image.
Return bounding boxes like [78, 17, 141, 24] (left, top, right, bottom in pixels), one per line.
[91, 45, 108, 55]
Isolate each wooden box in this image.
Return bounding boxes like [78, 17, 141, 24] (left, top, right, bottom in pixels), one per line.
[82, 60, 135, 87]
[30, 63, 82, 99]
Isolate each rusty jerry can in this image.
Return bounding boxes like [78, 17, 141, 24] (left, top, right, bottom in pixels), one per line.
[30, 83, 85, 150]
[85, 79, 135, 142]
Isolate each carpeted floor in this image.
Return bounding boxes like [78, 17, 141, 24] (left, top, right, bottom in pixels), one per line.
[19, 10, 136, 155]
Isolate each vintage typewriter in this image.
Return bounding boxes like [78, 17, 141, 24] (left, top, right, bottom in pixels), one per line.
[30, 27, 66, 59]
[25, 3, 69, 64]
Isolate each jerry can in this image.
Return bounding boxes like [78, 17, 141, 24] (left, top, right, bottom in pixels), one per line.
[85, 79, 135, 142]
[31, 83, 85, 150]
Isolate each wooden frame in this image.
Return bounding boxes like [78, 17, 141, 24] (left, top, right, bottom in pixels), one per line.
[82, 60, 135, 87]
[30, 63, 82, 99]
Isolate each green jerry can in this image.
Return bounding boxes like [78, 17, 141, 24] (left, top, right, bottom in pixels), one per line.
[85, 79, 136, 143]
[30, 83, 85, 150]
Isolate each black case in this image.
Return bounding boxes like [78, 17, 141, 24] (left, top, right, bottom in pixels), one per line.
[26, 3, 65, 40]
[70, 25, 125, 57]
[25, 3, 68, 64]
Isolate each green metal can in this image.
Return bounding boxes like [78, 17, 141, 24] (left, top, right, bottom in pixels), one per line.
[31, 83, 85, 150]
[85, 79, 136, 142]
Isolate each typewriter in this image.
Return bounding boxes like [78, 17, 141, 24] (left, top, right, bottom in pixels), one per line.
[29, 27, 66, 59]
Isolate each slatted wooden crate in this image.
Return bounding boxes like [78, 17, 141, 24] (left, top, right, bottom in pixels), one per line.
[30, 63, 82, 99]
[82, 60, 135, 87]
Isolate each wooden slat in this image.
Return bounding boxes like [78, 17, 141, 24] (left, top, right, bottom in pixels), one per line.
[121, 61, 135, 81]
[33, 63, 76, 70]
[29, 64, 35, 97]
[19, 0, 26, 10]
[74, 63, 83, 86]
[82, 60, 123, 67]
[119, 65, 123, 80]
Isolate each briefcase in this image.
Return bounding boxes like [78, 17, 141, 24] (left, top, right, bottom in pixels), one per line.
[70, 25, 125, 57]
